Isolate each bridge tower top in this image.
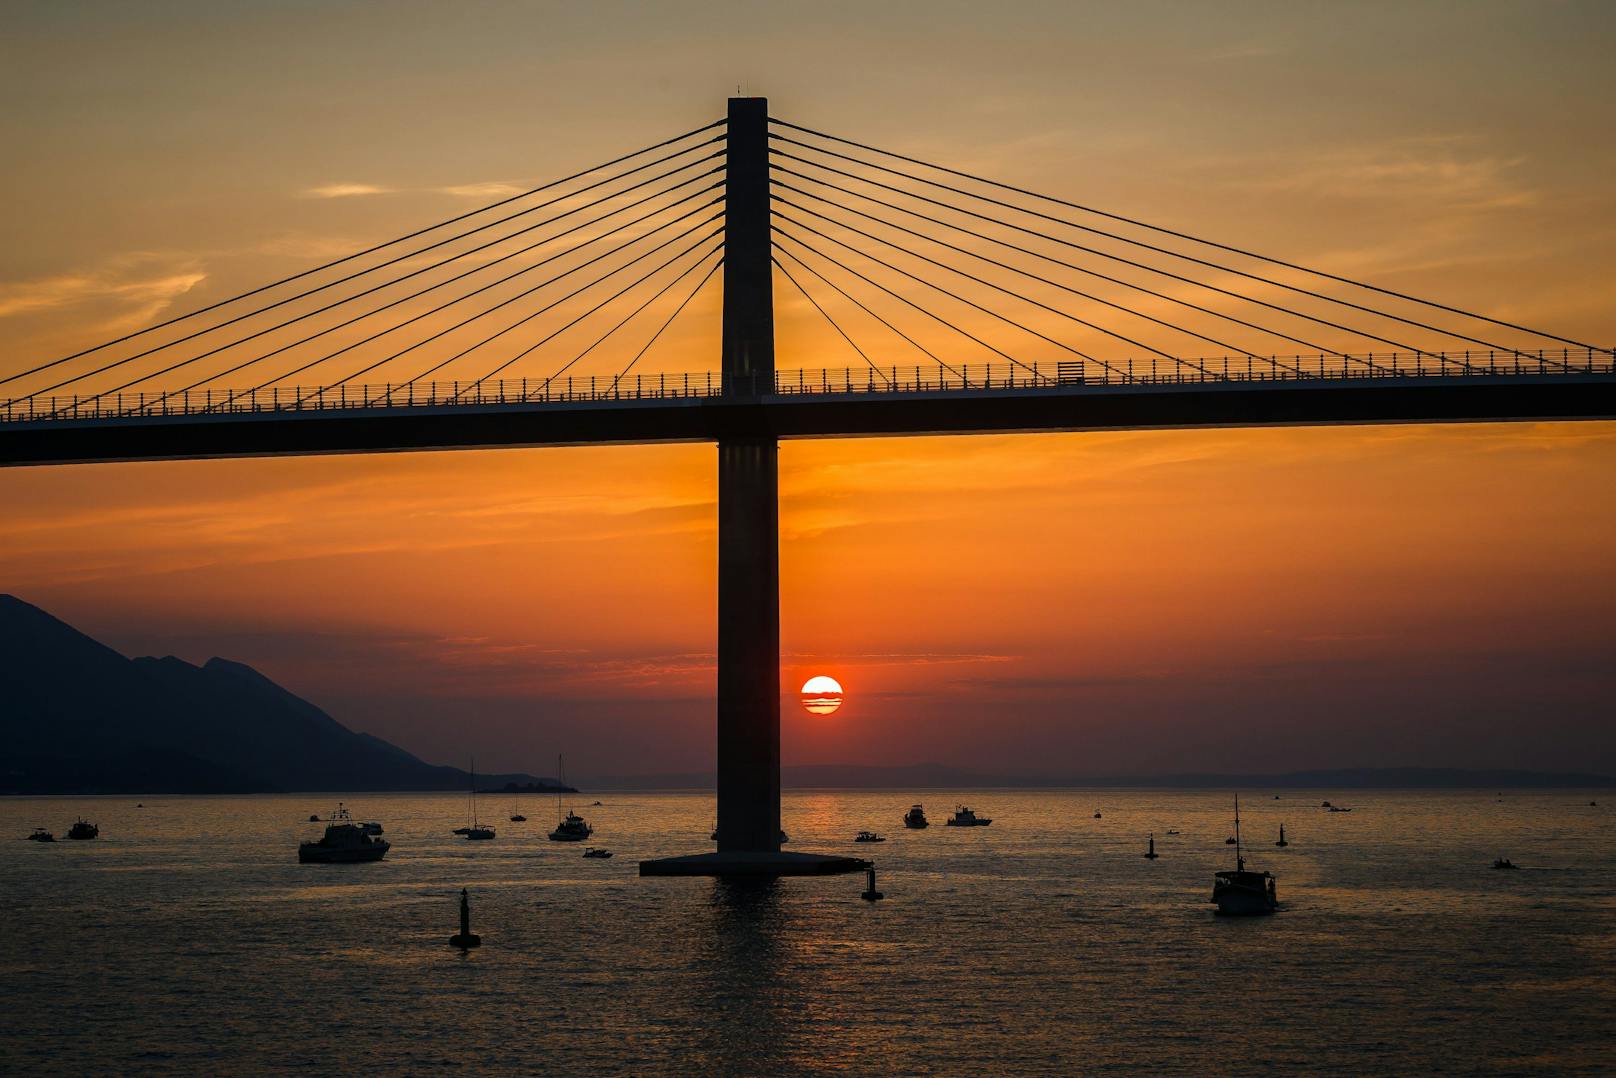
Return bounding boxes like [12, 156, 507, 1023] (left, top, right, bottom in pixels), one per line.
[721, 97, 773, 396]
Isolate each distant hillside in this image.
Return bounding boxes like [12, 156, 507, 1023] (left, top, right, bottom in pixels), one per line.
[587, 762, 1615, 790]
[0, 595, 572, 795]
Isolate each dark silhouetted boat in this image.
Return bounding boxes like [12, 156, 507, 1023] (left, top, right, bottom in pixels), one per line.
[945, 805, 991, 827]
[1093, 810, 1102, 819]
[299, 805, 389, 863]
[854, 831, 886, 843]
[903, 804, 929, 829]
[583, 847, 613, 858]
[27, 827, 54, 842]
[66, 818, 99, 840]
[1493, 858, 1519, 870]
[462, 761, 495, 840]
[1211, 796, 1277, 916]
[548, 755, 592, 841]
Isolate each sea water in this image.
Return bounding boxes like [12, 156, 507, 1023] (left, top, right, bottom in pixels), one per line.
[1, 789, 1611, 1075]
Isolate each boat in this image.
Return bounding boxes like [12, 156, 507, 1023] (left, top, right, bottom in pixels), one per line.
[66, 818, 99, 840]
[1093, 810, 1102, 819]
[1224, 836, 1237, 844]
[27, 827, 54, 842]
[1211, 795, 1277, 916]
[1144, 833, 1159, 859]
[299, 805, 390, 863]
[1166, 829, 1182, 835]
[509, 784, 527, 822]
[1320, 801, 1332, 808]
[1493, 858, 1519, 870]
[582, 847, 613, 859]
[461, 760, 495, 840]
[308, 814, 321, 822]
[591, 801, 603, 806]
[1275, 823, 1289, 847]
[548, 755, 592, 841]
[903, 804, 929, 829]
[854, 831, 886, 843]
[945, 805, 992, 827]
[1327, 806, 1352, 813]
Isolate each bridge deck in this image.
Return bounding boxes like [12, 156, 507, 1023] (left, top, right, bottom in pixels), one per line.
[3, 360, 1613, 467]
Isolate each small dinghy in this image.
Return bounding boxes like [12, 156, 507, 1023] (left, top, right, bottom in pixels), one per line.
[854, 831, 886, 843]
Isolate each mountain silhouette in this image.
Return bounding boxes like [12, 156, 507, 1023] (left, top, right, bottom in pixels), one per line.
[0, 594, 563, 795]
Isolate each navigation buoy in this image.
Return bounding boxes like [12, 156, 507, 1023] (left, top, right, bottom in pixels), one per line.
[1144, 833, 1159, 860]
[449, 888, 482, 949]
[861, 866, 884, 901]
[1276, 824, 1289, 848]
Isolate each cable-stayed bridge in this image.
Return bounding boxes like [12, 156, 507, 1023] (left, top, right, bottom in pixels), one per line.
[5, 97, 1611, 873]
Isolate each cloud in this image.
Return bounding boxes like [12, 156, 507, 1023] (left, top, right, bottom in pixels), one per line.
[438, 182, 527, 199]
[0, 258, 206, 332]
[303, 183, 393, 199]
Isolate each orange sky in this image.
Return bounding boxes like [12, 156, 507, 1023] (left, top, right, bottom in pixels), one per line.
[2, 2, 1614, 779]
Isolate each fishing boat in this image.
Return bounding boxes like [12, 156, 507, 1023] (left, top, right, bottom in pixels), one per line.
[548, 755, 592, 841]
[299, 805, 390, 863]
[1492, 858, 1519, 870]
[27, 827, 54, 842]
[583, 847, 613, 859]
[903, 804, 929, 829]
[461, 761, 495, 840]
[945, 805, 992, 827]
[66, 818, 99, 840]
[854, 831, 886, 843]
[1211, 795, 1277, 916]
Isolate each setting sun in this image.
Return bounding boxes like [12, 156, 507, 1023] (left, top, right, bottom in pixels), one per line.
[800, 675, 844, 716]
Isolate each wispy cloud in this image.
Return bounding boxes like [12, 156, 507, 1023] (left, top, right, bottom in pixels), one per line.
[0, 258, 206, 331]
[303, 183, 393, 199]
[438, 181, 527, 199]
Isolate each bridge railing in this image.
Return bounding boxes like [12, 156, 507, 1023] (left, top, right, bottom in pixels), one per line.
[2, 349, 1611, 424]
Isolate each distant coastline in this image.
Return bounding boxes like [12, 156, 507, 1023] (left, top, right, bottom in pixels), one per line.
[585, 764, 1616, 791]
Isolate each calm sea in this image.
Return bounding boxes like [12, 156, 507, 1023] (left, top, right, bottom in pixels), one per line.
[1, 789, 1612, 1075]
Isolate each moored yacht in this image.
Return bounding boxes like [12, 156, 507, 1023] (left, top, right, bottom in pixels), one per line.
[461, 762, 495, 840]
[27, 827, 54, 842]
[67, 818, 99, 840]
[945, 805, 992, 827]
[548, 755, 592, 841]
[903, 804, 929, 829]
[299, 805, 390, 863]
[1211, 795, 1277, 916]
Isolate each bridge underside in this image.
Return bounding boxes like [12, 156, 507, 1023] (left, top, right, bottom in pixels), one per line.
[3, 375, 1613, 467]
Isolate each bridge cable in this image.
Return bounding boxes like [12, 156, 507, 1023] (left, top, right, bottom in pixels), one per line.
[498, 242, 724, 401]
[772, 227, 1054, 378]
[198, 212, 722, 412]
[611, 256, 725, 392]
[771, 148, 1433, 372]
[769, 120, 1601, 354]
[774, 212, 1113, 377]
[119, 180, 724, 416]
[376, 222, 724, 403]
[4, 124, 727, 390]
[773, 257, 894, 385]
[19, 152, 725, 405]
[776, 193, 1227, 376]
[770, 245, 965, 382]
[774, 175, 1311, 372]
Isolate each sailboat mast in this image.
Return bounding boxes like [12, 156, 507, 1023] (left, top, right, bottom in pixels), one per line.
[1234, 794, 1244, 871]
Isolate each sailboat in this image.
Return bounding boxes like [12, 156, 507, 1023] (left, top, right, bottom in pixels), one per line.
[509, 782, 527, 822]
[548, 754, 592, 842]
[459, 759, 495, 840]
[1211, 795, 1276, 915]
